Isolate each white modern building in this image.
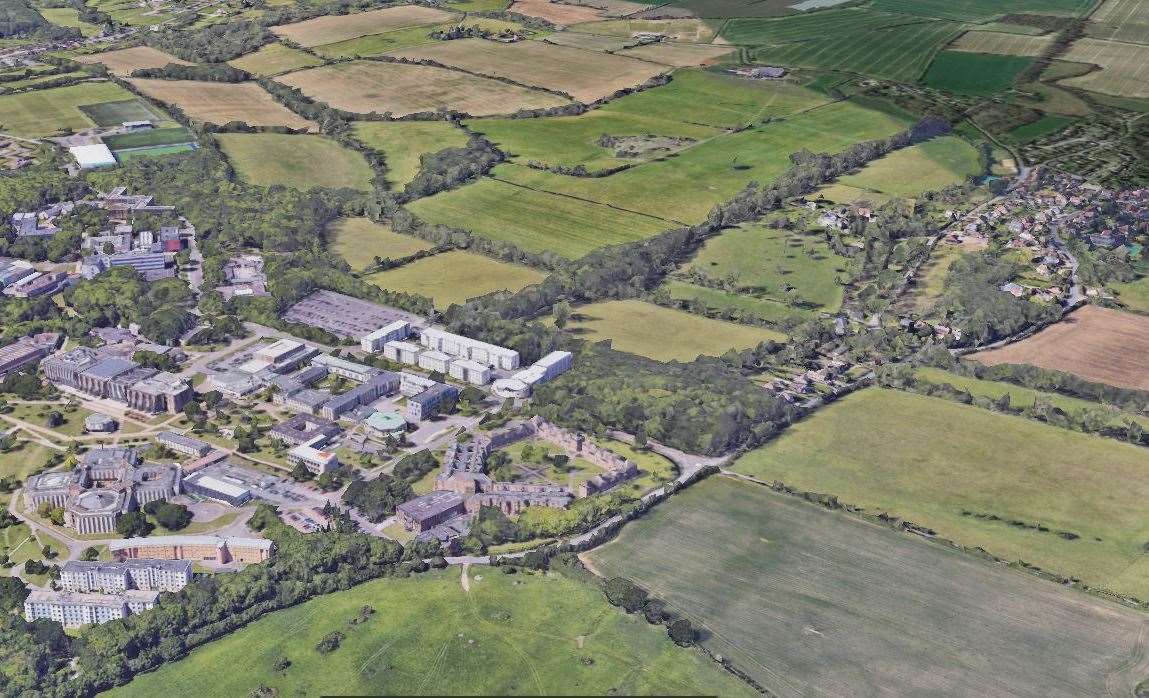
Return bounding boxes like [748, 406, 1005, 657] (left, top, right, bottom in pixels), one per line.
[69, 144, 116, 170]
[448, 358, 492, 386]
[417, 349, 452, 374]
[287, 440, 339, 475]
[418, 328, 519, 370]
[25, 589, 159, 627]
[360, 321, 411, 352]
[384, 340, 421, 365]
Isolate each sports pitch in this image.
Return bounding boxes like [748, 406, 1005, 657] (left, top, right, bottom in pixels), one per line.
[216, 133, 375, 191]
[588, 475, 1149, 696]
[128, 79, 316, 129]
[367, 250, 546, 308]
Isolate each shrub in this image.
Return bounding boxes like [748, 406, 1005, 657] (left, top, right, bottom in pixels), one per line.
[315, 631, 345, 654]
[603, 577, 647, 613]
[667, 619, 696, 647]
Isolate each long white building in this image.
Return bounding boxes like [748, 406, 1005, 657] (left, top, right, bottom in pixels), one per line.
[25, 589, 159, 628]
[60, 559, 193, 594]
[418, 328, 519, 370]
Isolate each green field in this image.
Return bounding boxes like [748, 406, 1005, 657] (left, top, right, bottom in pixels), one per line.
[562, 299, 784, 361]
[722, 7, 926, 45]
[923, 51, 1034, 96]
[216, 133, 375, 191]
[351, 120, 469, 189]
[108, 568, 753, 697]
[37, 7, 101, 35]
[872, 0, 1091, 21]
[0, 82, 148, 137]
[732, 388, 1149, 599]
[114, 144, 196, 161]
[311, 24, 444, 58]
[367, 250, 546, 308]
[833, 136, 983, 196]
[327, 217, 434, 270]
[682, 221, 847, 310]
[78, 98, 165, 127]
[1005, 114, 1075, 143]
[588, 475, 1149, 696]
[656, 0, 800, 18]
[407, 177, 671, 258]
[103, 127, 194, 149]
[228, 43, 325, 76]
[662, 280, 810, 325]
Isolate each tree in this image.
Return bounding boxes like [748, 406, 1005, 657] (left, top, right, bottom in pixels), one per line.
[553, 301, 572, 329]
[202, 390, 223, 409]
[148, 502, 192, 531]
[0, 576, 29, 612]
[80, 546, 99, 561]
[45, 411, 63, 428]
[642, 599, 665, 624]
[667, 618, 696, 646]
[603, 577, 648, 613]
[290, 462, 314, 482]
[116, 511, 154, 538]
[634, 423, 648, 449]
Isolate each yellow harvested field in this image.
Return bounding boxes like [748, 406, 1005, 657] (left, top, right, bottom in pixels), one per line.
[970, 305, 1149, 391]
[949, 30, 1054, 57]
[617, 42, 734, 66]
[1059, 37, 1149, 97]
[270, 5, 457, 47]
[1089, 0, 1149, 44]
[367, 250, 546, 308]
[390, 38, 667, 102]
[508, 0, 604, 24]
[571, 18, 716, 42]
[275, 61, 568, 117]
[75, 46, 191, 75]
[328, 217, 434, 270]
[128, 79, 315, 129]
[228, 43, 324, 76]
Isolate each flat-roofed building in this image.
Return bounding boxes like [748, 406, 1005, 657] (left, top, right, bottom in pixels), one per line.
[0, 332, 59, 378]
[399, 371, 435, 397]
[254, 338, 316, 372]
[396, 491, 467, 532]
[361, 320, 411, 352]
[419, 328, 519, 370]
[405, 383, 458, 421]
[182, 471, 253, 506]
[448, 358, 492, 386]
[207, 370, 264, 399]
[25, 589, 159, 628]
[417, 349, 452, 374]
[279, 388, 332, 415]
[69, 143, 116, 170]
[363, 410, 406, 439]
[41, 347, 191, 413]
[310, 353, 381, 383]
[61, 559, 192, 593]
[288, 441, 339, 475]
[534, 351, 573, 380]
[156, 431, 212, 457]
[269, 413, 341, 446]
[110, 535, 273, 564]
[384, 340, 421, 365]
[319, 371, 399, 421]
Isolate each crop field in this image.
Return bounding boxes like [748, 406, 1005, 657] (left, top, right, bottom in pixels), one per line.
[351, 120, 468, 188]
[390, 38, 667, 102]
[948, 30, 1055, 56]
[616, 42, 735, 66]
[832, 136, 983, 196]
[108, 569, 752, 697]
[662, 279, 808, 324]
[587, 475, 1149, 696]
[750, 20, 964, 82]
[75, 46, 191, 75]
[38, 7, 100, 35]
[924, 51, 1033, 95]
[275, 61, 569, 117]
[1089, 0, 1149, 44]
[509, 0, 604, 24]
[542, 31, 638, 51]
[407, 177, 670, 257]
[484, 98, 909, 224]
[654, 0, 798, 18]
[721, 7, 924, 45]
[270, 5, 457, 47]
[0, 81, 144, 137]
[970, 305, 1149, 391]
[228, 43, 325, 76]
[128, 79, 316, 129]
[572, 18, 718, 42]
[308, 24, 446, 57]
[1060, 37, 1149, 98]
[367, 250, 546, 308]
[682, 222, 847, 311]
[216, 134, 374, 191]
[327, 217, 434, 270]
[560, 299, 784, 360]
[732, 388, 1149, 599]
[870, 0, 1092, 22]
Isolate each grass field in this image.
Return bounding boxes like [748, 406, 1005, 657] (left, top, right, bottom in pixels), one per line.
[655, 0, 798, 18]
[662, 279, 809, 324]
[949, 30, 1055, 56]
[571, 18, 718, 42]
[308, 24, 446, 58]
[0, 81, 144, 137]
[103, 126, 194, 149]
[722, 7, 923, 45]
[270, 5, 456, 46]
[509, 0, 603, 24]
[408, 177, 670, 257]
[328, 217, 434, 270]
[970, 305, 1149, 391]
[75, 97, 164, 126]
[1005, 114, 1075, 142]
[351, 120, 468, 188]
[904, 242, 963, 310]
[75, 46, 191, 75]
[542, 32, 637, 51]
[832, 136, 983, 196]
[390, 38, 667, 102]
[588, 475, 1149, 696]
[732, 387, 1149, 599]
[228, 43, 325, 76]
[616, 42, 735, 66]
[367, 251, 546, 308]
[1060, 37, 1149, 98]
[923, 51, 1033, 95]
[216, 133, 374, 191]
[682, 221, 847, 310]
[870, 0, 1092, 22]
[561, 299, 783, 360]
[275, 61, 569, 117]
[38, 7, 101, 36]
[115, 143, 195, 160]
[129, 79, 315, 129]
[0, 439, 54, 487]
[107, 569, 752, 697]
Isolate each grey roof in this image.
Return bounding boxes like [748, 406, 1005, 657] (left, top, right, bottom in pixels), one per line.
[397, 491, 465, 522]
[62, 559, 192, 574]
[287, 389, 331, 408]
[83, 356, 136, 379]
[80, 446, 139, 468]
[409, 383, 458, 407]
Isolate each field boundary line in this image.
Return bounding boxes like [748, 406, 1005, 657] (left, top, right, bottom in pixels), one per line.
[486, 173, 687, 225]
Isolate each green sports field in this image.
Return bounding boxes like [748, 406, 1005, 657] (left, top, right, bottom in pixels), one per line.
[0, 82, 149, 137]
[103, 127, 194, 149]
[561, 299, 784, 361]
[107, 568, 753, 697]
[328, 217, 435, 270]
[833, 136, 984, 196]
[367, 250, 546, 308]
[732, 388, 1149, 600]
[351, 120, 469, 189]
[588, 475, 1149, 696]
[923, 51, 1034, 96]
[216, 133, 375, 191]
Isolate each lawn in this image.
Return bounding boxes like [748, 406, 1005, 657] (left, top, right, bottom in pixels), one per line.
[129, 79, 315, 130]
[216, 133, 375, 191]
[228, 43, 325, 76]
[103, 126, 194, 149]
[37, 7, 101, 36]
[107, 568, 753, 697]
[680, 221, 848, 311]
[351, 120, 469, 189]
[115, 144, 196, 161]
[367, 251, 546, 308]
[732, 388, 1149, 600]
[905, 242, 963, 311]
[923, 51, 1034, 96]
[0, 439, 56, 492]
[406, 177, 671, 258]
[833, 136, 984, 196]
[561, 299, 784, 361]
[588, 475, 1149, 696]
[0, 81, 146, 137]
[327, 217, 434, 270]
